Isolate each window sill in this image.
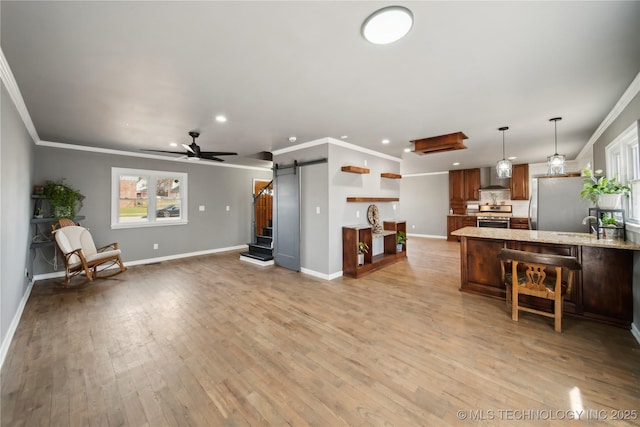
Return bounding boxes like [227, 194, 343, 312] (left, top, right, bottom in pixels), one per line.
[111, 220, 188, 229]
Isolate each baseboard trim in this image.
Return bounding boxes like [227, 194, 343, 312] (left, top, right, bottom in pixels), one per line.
[631, 323, 640, 345]
[407, 233, 447, 240]
[300, 268, 343, 281]
[33, 244, 249, 283]
[0, 279, 34, 371]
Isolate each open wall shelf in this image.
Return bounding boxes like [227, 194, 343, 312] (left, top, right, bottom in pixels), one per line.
[380, 173, 402, 179]
[346, 197, 399, 203]
[341, 166, 370, 174]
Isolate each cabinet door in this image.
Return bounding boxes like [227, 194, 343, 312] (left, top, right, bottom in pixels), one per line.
[464, 168, 481, 201]
[510, 164, 529, 200]
[449, 170, 465, 214]
[510, 217, 529, 229]
[447, 216, 464, 241]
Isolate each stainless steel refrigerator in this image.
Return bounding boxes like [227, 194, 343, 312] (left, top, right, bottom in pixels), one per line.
[529, 176, 592, 232]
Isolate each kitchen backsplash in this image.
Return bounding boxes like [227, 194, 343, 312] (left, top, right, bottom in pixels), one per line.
[469, 190, 529, 217]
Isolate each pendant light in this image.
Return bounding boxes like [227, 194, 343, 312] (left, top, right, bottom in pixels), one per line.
[547, 117, 566, 176]
[496, 126, 512, 178]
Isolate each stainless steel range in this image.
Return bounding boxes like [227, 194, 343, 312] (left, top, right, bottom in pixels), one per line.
[477, 205, 512, 228]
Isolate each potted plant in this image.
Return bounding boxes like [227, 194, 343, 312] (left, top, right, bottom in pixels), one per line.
[396, 231, 406, 253]
[580, 168, 630, 209]
[357, 241, 369, 266]
[42, 179, 85, 219]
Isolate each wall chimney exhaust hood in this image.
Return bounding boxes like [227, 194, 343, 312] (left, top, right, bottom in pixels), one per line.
[479, 167, 510, 190]
[410, 132, 468, 154]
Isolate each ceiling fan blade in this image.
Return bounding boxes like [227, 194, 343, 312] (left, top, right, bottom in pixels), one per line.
[182, 143, 196, 154]
[199, 154, 225, 162]
[142, 149, 187, 155]
[199, 151, 238, 156]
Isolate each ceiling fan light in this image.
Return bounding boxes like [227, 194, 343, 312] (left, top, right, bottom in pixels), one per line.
[182, 143, 195, 154]
[362, 6, 413, 45]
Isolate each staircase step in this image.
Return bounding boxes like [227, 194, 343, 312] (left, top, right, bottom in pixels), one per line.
[257, 235, 272, 246]
[248, 243, 273, 256]
[262, 226, 273, 237]
[240, 251, 274, 262]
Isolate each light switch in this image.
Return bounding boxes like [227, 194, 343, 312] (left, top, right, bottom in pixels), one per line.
[364, 160, 368, 167]
[392, 204, 397, 210]
[356, 210, 360, 218]
[226, 205, 230, 211]
[316, 206, 320, 214]
[199, 205, 205, 211]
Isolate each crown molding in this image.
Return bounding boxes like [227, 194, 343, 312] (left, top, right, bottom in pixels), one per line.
[36, 140, 272, 171]
[577, 71, 640, 160]
[0, 48, 40, 144]
[272, 137, 402, 163]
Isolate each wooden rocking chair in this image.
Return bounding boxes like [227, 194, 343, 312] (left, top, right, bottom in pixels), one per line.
[53, 225, 126, 286]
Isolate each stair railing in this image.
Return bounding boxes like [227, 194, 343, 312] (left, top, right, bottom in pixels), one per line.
[252, 180, 273, 244]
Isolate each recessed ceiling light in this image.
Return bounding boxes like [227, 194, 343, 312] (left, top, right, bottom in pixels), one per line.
[404, 148, 411, 153]
[341, 135, 348, 139]
[508, 156, 517, 160]
[453, 162, 460, 166]
[382, 139, 390, 144]
[169, 142, 178, 147]
[362, 6, 413, 45]
[289, 136, 297, 143]
[215, 115, 227, 123]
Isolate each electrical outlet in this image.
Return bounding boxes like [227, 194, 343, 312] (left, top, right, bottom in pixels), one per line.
[199, 205, 205, 211]
[24, 268, 29, 278]
[356, 210, 360, 218]
[153, 243, 158, 250]
[226, 205, 230, 211]
[316, 206, 320, 214]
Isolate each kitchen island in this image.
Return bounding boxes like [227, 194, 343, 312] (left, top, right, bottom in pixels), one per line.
[452, 226, 640, 328]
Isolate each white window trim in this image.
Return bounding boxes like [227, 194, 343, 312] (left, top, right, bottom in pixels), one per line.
[605, 121, 639, 223]
[111, 167, 188, 229]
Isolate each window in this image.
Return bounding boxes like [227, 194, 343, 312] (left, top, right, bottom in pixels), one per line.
[111, 167, 188, 228]
[605, 122, 639, 222]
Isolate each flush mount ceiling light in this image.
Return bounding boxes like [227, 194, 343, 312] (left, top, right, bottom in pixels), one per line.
[215, 115, 227, 123]
[382, 139, 390, 144]
[496, 126, 512, 179]
[547, 117, 566, 176]
[362, 6, 413, 45]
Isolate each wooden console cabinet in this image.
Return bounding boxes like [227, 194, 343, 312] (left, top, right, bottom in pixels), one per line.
[342, 221, 407, 278]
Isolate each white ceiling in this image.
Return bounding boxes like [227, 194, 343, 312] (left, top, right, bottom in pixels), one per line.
[2, 1, 639, 172]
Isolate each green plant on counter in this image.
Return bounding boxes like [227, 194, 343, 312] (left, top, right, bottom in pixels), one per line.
[580, 167, 631, 204]
[358, 241, 369, 254]
[42, 179, 85, 219]
[601, 213, 618, 227]
[396, 231, 407, 246]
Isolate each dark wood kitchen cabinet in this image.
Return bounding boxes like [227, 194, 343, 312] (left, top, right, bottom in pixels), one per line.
[447, 215, 476, 241]
[464, 168, 481, 201]
[510, 217, 529, 230]
[449, 168, 480, 214]
[510, 164, 529, 200]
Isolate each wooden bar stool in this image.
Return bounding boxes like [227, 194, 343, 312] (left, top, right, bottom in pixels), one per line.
[498, 248, 581, 332]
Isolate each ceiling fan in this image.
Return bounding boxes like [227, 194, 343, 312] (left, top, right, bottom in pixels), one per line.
[144, 131, 237, 162]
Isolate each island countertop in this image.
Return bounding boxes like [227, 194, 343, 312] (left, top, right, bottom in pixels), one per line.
[452, 226, 640, 251]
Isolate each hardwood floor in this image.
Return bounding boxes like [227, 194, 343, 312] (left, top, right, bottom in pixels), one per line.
[2, 237, 639, 426]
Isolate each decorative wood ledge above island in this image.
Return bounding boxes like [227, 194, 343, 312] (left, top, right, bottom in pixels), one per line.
[452, 227, 640, 328]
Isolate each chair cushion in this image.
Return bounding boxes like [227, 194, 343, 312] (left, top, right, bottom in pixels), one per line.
[86, 249, 121, 264]
[54, 226, 99, 264]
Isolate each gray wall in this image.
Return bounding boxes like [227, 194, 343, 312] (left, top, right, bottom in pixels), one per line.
[398, 173, 449, 238]
[32, 146, 271, 274]
[593, 92, 640, 172]
[1, 82, 34, 348]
